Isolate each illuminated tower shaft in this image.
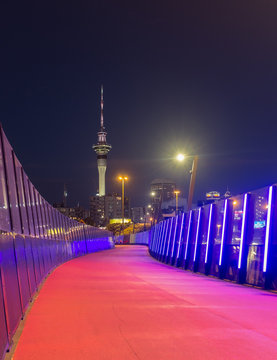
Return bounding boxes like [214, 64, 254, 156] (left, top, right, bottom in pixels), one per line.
[97, 157, 107, 196]
[93, 86, 112, 196]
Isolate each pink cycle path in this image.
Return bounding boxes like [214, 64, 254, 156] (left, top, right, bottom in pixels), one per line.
[12, 245, 277, 360]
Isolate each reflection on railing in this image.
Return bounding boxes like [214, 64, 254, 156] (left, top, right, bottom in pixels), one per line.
[0, 126, 114, 358]
[147, 184, 277, 291]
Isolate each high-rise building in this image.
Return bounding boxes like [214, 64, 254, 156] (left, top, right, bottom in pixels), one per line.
[131, 207, 145, 223]
[150, 179, 176, 221]
[93, 86, 112, 196]
[90, 194, 130, 226]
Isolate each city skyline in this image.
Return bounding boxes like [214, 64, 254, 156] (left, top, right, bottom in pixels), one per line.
[2, 2, 277, 208]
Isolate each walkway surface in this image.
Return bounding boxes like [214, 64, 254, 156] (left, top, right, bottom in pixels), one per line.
[11, 245, 277, 360]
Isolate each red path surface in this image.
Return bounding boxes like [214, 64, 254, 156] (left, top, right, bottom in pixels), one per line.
[12, 245, 277, 360]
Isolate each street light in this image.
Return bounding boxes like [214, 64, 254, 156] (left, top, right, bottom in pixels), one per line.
[118, 176, 128, 227]
[174, 190, 180, 214]
[176, 153, 199, 211]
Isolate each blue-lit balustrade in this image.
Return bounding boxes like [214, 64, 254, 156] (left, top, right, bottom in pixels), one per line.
[132, 185, 277, 292]
[0, 126, 114, 359]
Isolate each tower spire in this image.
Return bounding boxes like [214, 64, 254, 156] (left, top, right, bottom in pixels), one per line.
[101, 85, 104, 129]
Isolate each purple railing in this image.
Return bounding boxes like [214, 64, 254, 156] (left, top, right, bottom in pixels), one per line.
[0, 126, 113, 359]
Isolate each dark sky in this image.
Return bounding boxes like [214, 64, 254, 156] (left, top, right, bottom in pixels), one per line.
[1, 1, 277, 208]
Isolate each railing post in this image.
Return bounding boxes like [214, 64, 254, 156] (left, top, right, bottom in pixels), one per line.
[263, 185, 277, 289]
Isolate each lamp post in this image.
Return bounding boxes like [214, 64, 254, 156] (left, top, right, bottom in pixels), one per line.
[118, 176, 128, 229]
[150, 191, 156, 224]
[176, 154, 199, 211]
[174, 190, 180, 214]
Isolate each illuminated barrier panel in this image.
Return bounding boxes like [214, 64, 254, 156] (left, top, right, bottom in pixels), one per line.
[234, 193, 250, 283]
[209, 200, 226, 278]
[169, 215, 179, 265]
[155, 223, 163, 255]
[196, 205, 211, 275]
[145, 183, 277, 292]
[148, 226, 156, 252]
[204, 203, 215, 275]
[130, 231, 150, 245]
[159, 220, 169, 260]
[192, 208, 202, 272]
[175, 213, 185, 267]
[183, 210, 193, 270]
[163, 218, 173, 262]
[218, 199, 232, 279]
[263, 185, 277, 289]
[0, 126, 113, 360]
[153, 222, 161, 255]
[157, 221, 165, 257]
[185, 210, 196, 270]
[154, 221, 162, 257]
[129, 234, 136, 244]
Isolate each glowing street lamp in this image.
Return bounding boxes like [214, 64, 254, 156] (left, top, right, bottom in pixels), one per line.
[118, 176, 128, 226]
[176, 153, 199, 211]
[174, 190, 180, 214]
[176, 153, 185, 162]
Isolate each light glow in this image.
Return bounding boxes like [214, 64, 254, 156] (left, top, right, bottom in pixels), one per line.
[238, 193, 248, 269]
[118, 176, 128, 181]
[205, 204, 214, 264]
[193, 208, 202, 262]
[219, 199, 228, 266]
[176, 153, 185, 162]
[263, 186, 273, 272]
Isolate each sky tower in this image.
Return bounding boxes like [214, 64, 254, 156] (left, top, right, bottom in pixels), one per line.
[93, 86, 112, 196]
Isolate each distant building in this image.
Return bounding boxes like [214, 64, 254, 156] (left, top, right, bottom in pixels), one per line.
[131, 207, 145, 223]
[53, 204, 89, 221]
[161, 197, 188, 218]
[197, 190, 233, 207]
[223, 189, 232, 198]
[206, 191, 220, 201]
[150, 179, 176, 221]
[90, 193, 130, 226]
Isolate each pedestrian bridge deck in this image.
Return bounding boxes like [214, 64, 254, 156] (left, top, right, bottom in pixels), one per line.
[10, 245, 277, 360]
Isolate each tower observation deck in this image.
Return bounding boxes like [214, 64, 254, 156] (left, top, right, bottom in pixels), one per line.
[93, 86, 112, 196]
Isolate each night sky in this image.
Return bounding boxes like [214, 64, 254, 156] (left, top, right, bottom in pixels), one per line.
[1, 1, 277, 208]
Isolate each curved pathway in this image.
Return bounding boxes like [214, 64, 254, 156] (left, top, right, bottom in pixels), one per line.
[11, 245, 277, 360]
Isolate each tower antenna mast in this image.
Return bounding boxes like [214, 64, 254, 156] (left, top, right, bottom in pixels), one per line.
[101, 85, 104, 129]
